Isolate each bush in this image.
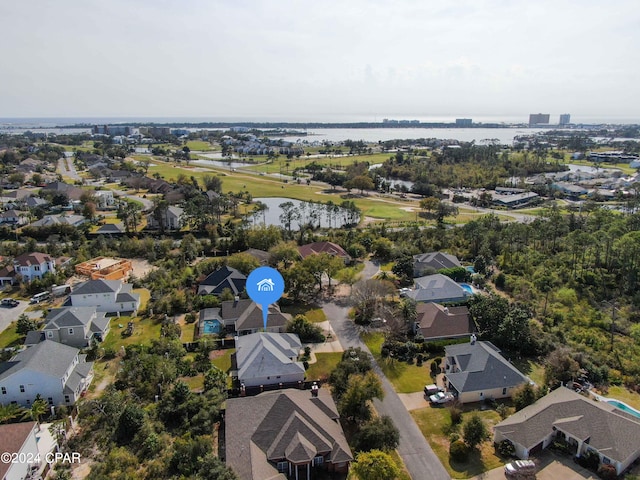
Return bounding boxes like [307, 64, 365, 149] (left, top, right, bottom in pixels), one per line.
[430, 357, 442, 375]
[494, 272, 506, 289]
[448, 401, 463, 425]
[597, 464, 617, 480]
[497, 439, 516, 457]
[286, 315, 325, 343]
[449, 440, 468, 462]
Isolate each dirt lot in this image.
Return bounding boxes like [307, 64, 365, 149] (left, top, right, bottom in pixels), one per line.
[129, 258, 157, 279]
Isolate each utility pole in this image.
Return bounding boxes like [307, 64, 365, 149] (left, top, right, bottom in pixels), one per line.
[602, 300, 619, 352]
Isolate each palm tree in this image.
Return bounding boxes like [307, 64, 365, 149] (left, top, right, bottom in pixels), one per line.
[30, 394, 49, 427]
[0, 403, 27, 424]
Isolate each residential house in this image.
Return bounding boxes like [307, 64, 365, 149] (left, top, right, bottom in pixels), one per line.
[12, 252, 56, 282]
[43, 306, 110, 348]
[0, 265, 16, 286]
[225, 389, 353, 480]
[0, 340, 93, 407]
[0, 422, 40, 480]
[0, 209, 28, 226]
[197, 266, 247, 296]
[95, 223, 126, 235]
[146, 206, 184, 230]
[412, 252, 462, 277]
[443, 339, 528, 403]
[414, 303, 475, 341]
[69, 279, 140, 314]
[494, 386, 640, 476]
[407, 273, 471, 303]
[23, 196, 49, 209]
[30, 214, 86, 228]
[491, 191, 539, 208]
[242, 248, 271, 265]
[93, 190, 115, 208]
[200, 299, 289, 336]
[298, 241, 351, 263]
[40, 181, 85, 201]
[233, 332, 305, 388]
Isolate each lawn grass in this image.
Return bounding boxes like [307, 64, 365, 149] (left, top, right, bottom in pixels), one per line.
[101, 315, 162, 351]
[185, 140, 213, 151]
[411, 406, 505, 478]
[305, 352, 343, 382]
[134, 288, 151, 310]
[509, 357, 545, 386]
[181, 321, 196, 342]
[280, 305, 327, 323]
[604, 385, 640, 411]
[242, 153, 390, 175]
[0, 322, 23, 349]
[211, 349, 234, 372]
[179, 374, 205, 392]
[387, 449, 412, 480]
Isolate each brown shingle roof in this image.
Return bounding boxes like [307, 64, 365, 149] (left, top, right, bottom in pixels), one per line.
[0, 422, 37, 478]
[13, 252, 53, 267]
[298, 242, 350, 260]
[415, 303, 474, 340]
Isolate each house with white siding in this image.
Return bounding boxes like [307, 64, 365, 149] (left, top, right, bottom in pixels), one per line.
[43, 306, 110, 348]
[69, 279, 140, 314]
[0, 340, 93, 407]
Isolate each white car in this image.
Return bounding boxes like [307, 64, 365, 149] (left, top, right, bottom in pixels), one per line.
[429, 391, 455, 404]
[504, 460, 536, 477]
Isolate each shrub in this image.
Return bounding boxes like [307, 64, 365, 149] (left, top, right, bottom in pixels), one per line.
[494, 272, 506, 289]
[430, 357, 441, 375]
[448, 401, 463, 425]
[597, 464, 617, 480]
[449, 440, 468, 462]
[497, 439, 515, 457]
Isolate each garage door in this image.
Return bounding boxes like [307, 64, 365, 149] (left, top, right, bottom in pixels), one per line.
[530, 441, 544, 456]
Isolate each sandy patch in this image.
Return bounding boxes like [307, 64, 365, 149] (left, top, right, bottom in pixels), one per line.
[129, 258, 158, 278]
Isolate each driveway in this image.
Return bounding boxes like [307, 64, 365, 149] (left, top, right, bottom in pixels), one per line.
[324, 300, 450, 480]
[58, 157, 81, 181]
[472, 450, 597, 480]
[0, 300, 30, 334]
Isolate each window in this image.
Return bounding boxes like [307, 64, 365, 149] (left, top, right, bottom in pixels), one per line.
[47, 331, 53, 338]
[69, 328, 74, 335]
[20, 385, 25, 393]
[603, 457, 611, 465]
[47, 397, 54, 405]
[479, 392, 483, 398]
[1, 387, 6, 394]
[26, 399, 30, 405]
[34, 265, 40, 271]
[277, 461, 288, 473]
[314, 456, 324, 466]
[64, 395, 70, 403]
[502, 387, 507, 395]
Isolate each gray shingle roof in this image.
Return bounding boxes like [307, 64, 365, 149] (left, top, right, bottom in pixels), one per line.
[236, 333, 304, 383]
[115, 292, 139, 303]
[225, 389, 352, 480]
[221, 299, 289, 332]
[495, 387, 640, 464]
[413, 251, 461, 271]
[45, 307, 96, 328]
[72, 279, 122, 295]
[0, 340, 80, 381]
[198, 266, 246, 296]
[408, 274, 469, 303]
[64, 356, 93, 394]
[445, 341, 528, 393]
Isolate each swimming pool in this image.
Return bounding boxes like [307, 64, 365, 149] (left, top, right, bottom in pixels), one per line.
[460, 283, 474, 294]
[203, 320, 222, 335]
[607, 399, 640, 419]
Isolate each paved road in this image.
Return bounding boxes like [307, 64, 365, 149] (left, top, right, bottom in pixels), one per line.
[0, 300, 30, 334]
[114, 192, 154, 211]
[324, 300, 450, 480]
[361, 259, 380, 280]
[57, 157, 81, 181]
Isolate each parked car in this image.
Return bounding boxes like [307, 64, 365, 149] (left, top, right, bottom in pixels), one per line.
[1, 298, 19, 308]
[504, 460, 536, 477]
[429, 391, 455, 404]
[424, 384, 443, 396]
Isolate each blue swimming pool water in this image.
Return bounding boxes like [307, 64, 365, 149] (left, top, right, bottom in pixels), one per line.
[203, 320, 221, 335]
[460, 283, 474, 294]
[607, 399, 640, 419]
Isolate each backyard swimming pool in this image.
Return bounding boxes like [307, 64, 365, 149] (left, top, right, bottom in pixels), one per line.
[606, 399, 640, 419]
[460, 283, 474, 294]
[203, 320, 222, 335]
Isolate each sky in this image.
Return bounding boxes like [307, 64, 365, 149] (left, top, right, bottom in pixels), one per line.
[1, 0, 639, 123]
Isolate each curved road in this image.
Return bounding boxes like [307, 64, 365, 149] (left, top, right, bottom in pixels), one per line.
[323, 300, 450, 480]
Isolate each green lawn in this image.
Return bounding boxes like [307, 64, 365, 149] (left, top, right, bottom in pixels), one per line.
[362, 332, 430, 393]
[101, 315, 162, 351]
[185, 140, 213, 151]
[509, 357, 545, 386]
[305, 352, 343, 382]
[181, 322, 196, 342]
[179, 374, 205, 392]
[411, 406, 505, 478]
[211, 349, 234, 372]
[604, 385, 640, 411]
[0, 322, 23, 349]
[280, 305, 327, 323]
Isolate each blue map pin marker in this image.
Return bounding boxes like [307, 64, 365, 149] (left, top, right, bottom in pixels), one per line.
[246, 266, 285, 331]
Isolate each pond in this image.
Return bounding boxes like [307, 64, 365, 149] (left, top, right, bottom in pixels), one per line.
[247, 197, 359, 230]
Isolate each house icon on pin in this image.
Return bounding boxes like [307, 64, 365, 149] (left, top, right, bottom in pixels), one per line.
[257, 278, 275, 292]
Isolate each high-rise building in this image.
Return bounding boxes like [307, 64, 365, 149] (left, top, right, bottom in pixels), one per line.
[529, 113, 550, 126]
[559, 114, 571, 126]
[455, 118, 473, 127]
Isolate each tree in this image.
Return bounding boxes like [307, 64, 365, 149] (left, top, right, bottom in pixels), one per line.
[329, 348, 373, 399]
[115, 403, 146, 445]
[286, 315, 325, 343]
[16, 314, 37, 335]
[30, 394, 48, 424]
[279, 201, 300, 233]
[351, 279, 395, 325]
[338, 370, 384, 423]
[350, 450, 399, 480]
[544, 347, 580, 387]
[352, 416, 399, 452]
[419, 197, 440, 218]
[227, 252, 260, 275]
[283, 264, 316, 302]
[344, 175, 375, 194]
[204, 367, 227, 393]
[0, 403, 26, 424]
[462, 414, 488, 449]
[513, 383, 537, 411]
